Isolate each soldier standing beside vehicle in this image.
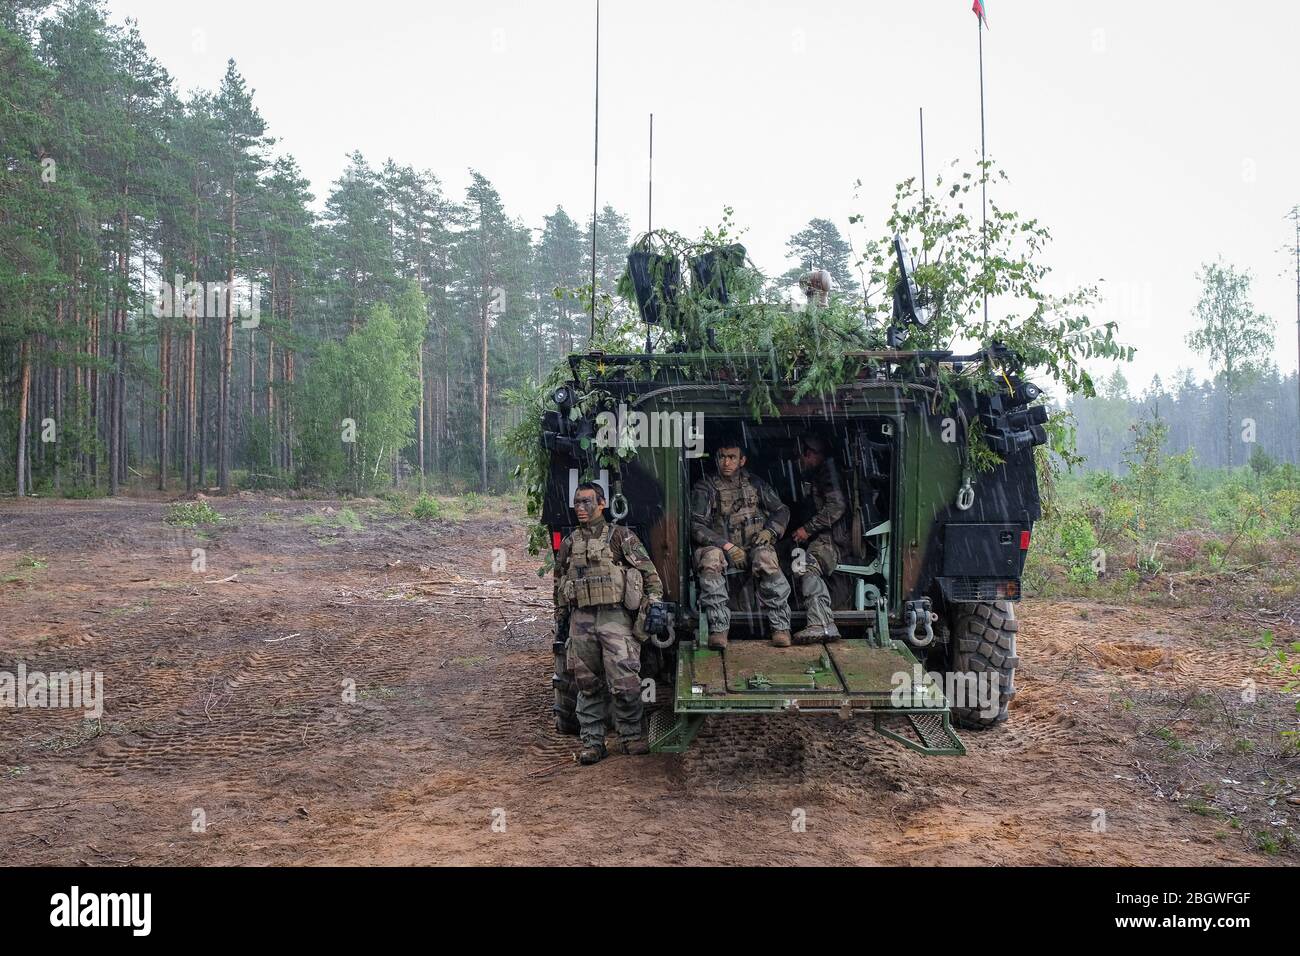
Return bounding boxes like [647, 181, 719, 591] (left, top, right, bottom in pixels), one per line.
[789, 435, 846, 644]
[691, 443, 793, 649]
[554, 481, 664, 765]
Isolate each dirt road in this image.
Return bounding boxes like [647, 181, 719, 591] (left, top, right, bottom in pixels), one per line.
[1, 497, 1295, 865]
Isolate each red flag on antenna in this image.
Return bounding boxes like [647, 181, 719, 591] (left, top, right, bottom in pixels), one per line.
[973, 0, 989, 26]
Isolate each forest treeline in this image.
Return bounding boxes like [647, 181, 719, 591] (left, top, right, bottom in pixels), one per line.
[1068, 367, 1298, 474]
[3, 3, 1295, 499]
[0, 1, 641, 497]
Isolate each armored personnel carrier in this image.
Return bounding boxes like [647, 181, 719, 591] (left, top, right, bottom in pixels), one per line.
[540, 235, 1048, 755]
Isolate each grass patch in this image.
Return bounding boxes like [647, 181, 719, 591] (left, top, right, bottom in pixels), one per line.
[39, 719, 104, 753]
[1154, 726, 1188, 751]
[4, 553, 50, 585]
[1183, 798, 1225, 819]
[164, 501, 223, 527]
[107, 599, 152, 618]
[449, 655, 490, 668]
[1254, 831, 1281, 855]
[304, 507, 364, 532]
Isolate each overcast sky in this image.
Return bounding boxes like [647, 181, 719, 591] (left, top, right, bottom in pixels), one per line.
[104, 0, 1300, 393]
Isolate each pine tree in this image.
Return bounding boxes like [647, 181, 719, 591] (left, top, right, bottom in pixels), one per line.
[537, 206, 586, 357]
[781, 218, 855, 294]
[324, 152, 397, 333]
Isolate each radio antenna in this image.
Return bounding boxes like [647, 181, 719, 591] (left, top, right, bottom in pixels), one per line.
[648, 113, 654, 233]
[919, 107, 927, 267]
[645, 113, 654, 355]
[589, 0, 600, 342]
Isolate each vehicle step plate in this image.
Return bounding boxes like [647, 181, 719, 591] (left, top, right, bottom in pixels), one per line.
[722, 643, 843, 693]
[825, 640, 919, 695]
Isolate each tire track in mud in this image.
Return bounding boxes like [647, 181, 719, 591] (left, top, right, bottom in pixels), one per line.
[77, 625, 396, 776]
[680, 715, 917, 791]
[1026, 601, 1280, 692]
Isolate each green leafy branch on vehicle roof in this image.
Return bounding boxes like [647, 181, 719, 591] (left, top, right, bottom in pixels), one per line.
[505, 160, 1135, 553]
[853, 157, 1135, 396]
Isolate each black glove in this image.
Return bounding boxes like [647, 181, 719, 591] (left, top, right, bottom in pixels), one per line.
[644, 601, 673, 637]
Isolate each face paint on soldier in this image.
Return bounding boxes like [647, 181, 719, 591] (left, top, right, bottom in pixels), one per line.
[573, 490, 604, 525]
[716, 447, 745, 479]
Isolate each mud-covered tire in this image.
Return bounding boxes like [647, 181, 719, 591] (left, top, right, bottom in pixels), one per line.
[947, 601, 1019, 730]
[552, 648, 580, 736]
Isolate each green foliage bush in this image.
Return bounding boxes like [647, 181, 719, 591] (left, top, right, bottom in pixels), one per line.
[411, 495, 441, 520]
[1058, 513, 1100, 584]
[164, 501, 223, 527]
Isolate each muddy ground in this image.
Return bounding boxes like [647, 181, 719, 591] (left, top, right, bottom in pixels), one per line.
[1, 496, 1296, 866]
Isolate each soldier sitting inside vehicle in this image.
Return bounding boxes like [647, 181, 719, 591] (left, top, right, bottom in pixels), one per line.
[788, 434, 846, 644]
[554, 481, 664, 765]
[690, 441, 793, 650]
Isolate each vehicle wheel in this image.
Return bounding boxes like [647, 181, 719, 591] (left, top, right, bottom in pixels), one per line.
[552, 647, 580, 736]
[947, 601, 1019, 729]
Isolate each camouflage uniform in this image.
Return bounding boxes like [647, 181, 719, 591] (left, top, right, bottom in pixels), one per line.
[795, 456, 848, 637]
[690, 469, 792, 635]
[554, 516, 663, 748]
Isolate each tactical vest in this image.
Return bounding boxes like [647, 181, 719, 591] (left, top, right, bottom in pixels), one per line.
[563, 523, 626, 608]
[713, 473, 766, 547]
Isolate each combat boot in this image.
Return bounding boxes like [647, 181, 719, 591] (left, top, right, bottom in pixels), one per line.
[793, 624, 840, 645]
[616, 737, 651, 756]
[707, 629, 729, 651]
[770, 629, 792, 648]
[578, 742, 607, 765]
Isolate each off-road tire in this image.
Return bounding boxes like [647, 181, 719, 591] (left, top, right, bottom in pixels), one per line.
[552, 647, 580, 736]
[947, 601, 1019, 729]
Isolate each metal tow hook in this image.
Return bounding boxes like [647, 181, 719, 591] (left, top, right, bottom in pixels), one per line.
[610, 492, 630, 521]
[956, 478, 975, 511]
[904, 603, 936, 648]
[649, 629, 677, 650]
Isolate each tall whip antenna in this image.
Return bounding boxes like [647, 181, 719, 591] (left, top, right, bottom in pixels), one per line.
[648, 113, 654, 233]
[590, 0, 600, 341]
[919, 107, 927, 267]
[975, 2, 989, 324]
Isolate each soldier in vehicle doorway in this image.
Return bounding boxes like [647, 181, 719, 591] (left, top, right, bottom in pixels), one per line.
[691, 442, 793, 649]
[789, 435, 846, 644]
[554, 481, 664, 765]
